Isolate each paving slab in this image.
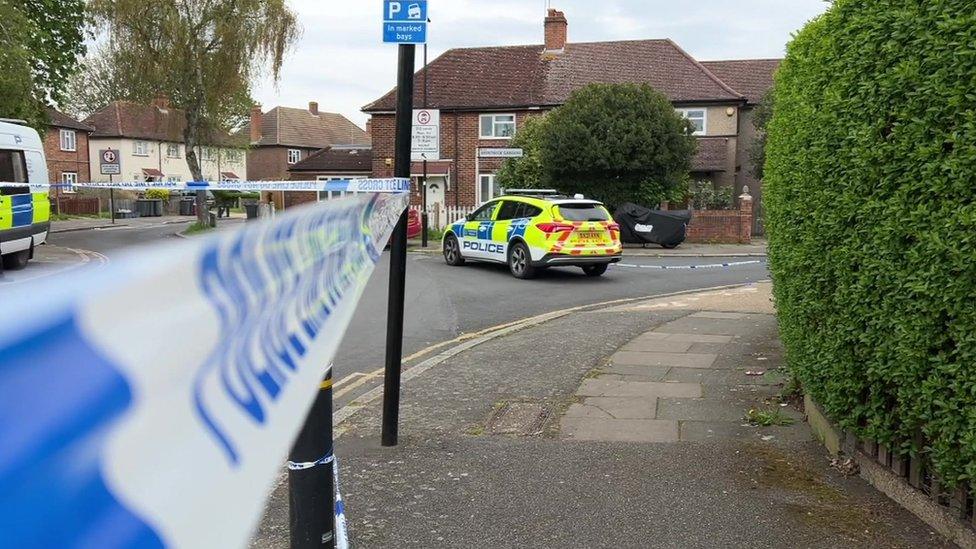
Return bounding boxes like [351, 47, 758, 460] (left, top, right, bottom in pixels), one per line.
[689, 311, 748, 320]
[576, 379, 702, 399]
[621, 339, 693, 353]
[663, 367, 773, 386]
[631, 332, 734, 344]
[561, 417, 679, 442]
[611, 351, 718, 368]
[601, 364, 671, 380]
[655, 316, 761, 337]
[567, 397, 657, 420]
[657, 397, 750, 422]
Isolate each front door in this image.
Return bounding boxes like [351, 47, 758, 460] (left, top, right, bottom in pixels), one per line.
[425, 176, 446, 228]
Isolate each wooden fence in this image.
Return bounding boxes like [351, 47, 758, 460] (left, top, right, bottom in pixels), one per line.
[52, 197, 100, 216]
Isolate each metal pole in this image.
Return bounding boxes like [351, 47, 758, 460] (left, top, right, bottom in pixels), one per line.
[109, 172, 116, 224]
[288, 368, 335, 549]
[420, 43, 429, 249]
[382, 43, 415, 447]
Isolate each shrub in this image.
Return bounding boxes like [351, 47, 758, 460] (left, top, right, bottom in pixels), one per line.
[764, 0, 976, 486]
[145, 189, 170, 200]
[687, 180, 734, 210]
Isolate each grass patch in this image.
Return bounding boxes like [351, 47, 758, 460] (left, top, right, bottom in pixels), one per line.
[50, 212, 111, 222]
[182, 221, 214, 236]
[745, 407, 795, 427]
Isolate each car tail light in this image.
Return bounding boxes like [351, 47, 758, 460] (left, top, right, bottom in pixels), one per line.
[536, 222, 575, 234]
[607, 222, 620, 231]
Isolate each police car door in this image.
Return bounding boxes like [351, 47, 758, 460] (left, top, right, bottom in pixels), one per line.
[492, 200, 523, 261]
[461, 201, 499, 260]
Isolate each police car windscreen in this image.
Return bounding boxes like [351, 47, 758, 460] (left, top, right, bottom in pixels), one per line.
[0, 149, 29, 195]
[558, 204, 609, 222]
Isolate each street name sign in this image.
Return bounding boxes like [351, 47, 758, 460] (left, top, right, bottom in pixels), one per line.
[411, 109, 440, 161]
[478, 148, 524, 158]
[383, 1, 427, 44]
[99, 149, 121, 175]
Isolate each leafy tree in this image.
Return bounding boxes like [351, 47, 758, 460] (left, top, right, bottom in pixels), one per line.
[495, 115, 548, 190]
[0, 2, 42, 128]
[0, 0, 86, 130]
[88, 0, 300, 223]
[539, 83, 696, 208]
[748, 90, 774, 180]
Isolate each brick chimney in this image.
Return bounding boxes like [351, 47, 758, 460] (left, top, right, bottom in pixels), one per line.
[152, 92, 170, 109]
[308, 101, 319, 116]
[250, 104, 263, 142]
[544, 9, 567, 52]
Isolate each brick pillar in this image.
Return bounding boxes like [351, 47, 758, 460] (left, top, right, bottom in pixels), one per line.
[738, 186, 753, 244]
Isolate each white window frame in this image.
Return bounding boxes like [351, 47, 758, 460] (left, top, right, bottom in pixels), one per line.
[225, 149, 241, 163]
[166, 143, 181, 158]
[61, 171, 78, 193]
[479, 114, 516, 139]
[201, 147, 216, 162]
[133, 140, 149, 156]
[676, 108, 707, 136]
[287, 149, 301, 164]
[59, 129, 77, 152]
[478, 174, 500, 204]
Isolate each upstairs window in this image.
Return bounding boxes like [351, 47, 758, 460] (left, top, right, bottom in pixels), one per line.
[133, 140, 149, 156]
[676, 109, 707, 135]
[287, 149, 301, 164]
[479, 114, 516, 139]
[166, 143, 181, 158]
[201, 147, 215, 161]
[59, 129, 76, 151]
[478, 174, 500, 203]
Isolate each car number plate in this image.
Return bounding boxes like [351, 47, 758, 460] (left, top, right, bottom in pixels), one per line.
[576, 231, 602, 242]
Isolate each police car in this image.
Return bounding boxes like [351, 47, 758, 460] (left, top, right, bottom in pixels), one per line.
[0, 120, 50, 271]
[442, 190, 622, 279]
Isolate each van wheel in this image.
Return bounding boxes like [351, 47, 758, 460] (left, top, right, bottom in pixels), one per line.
[443, 234, 465, 266]
[508, 241, 537, 279]
[2, 250, 30, 270]
[582, 264, 608, 277]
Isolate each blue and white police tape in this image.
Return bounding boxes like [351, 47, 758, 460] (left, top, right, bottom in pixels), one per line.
[334, 458, 349, 549]
[613, 260, 766, 270]
[0, 189, 408, 548]
[1, 178, 411, 194]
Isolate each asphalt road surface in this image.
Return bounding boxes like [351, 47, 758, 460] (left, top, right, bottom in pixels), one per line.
[21, 224, 768, 404]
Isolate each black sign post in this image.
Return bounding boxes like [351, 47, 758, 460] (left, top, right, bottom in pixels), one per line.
[381, 43, 416, 447]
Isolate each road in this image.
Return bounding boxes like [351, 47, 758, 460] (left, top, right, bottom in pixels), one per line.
[14, 223, 768, 405]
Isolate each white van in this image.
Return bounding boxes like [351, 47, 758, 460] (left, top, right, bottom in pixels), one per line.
[0, 120, 50, 271]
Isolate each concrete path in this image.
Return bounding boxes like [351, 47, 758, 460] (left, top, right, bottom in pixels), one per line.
[251, 283, 950, 549]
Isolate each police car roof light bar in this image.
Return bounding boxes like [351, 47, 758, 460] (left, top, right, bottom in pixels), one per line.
[503, 189, 561, 197]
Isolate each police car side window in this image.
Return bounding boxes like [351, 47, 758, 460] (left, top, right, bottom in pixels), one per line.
[521, 205, 542, 219]
[470, 203, 497, 222]
[495, 201, 521, 221]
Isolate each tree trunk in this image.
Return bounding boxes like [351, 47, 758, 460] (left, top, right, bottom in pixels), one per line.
[183, 112, 209, 226]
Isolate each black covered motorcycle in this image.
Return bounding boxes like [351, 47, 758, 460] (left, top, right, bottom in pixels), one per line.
[613, 203, 692, 249]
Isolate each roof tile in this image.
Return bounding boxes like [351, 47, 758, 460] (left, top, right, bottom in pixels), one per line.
[700, 59, 781, 104]
[241, 107, 369, 148]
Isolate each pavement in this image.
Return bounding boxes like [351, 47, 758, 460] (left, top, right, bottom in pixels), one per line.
[250, 282, 950, 549]
[409, 239, 767, 257]
[49, 213, 247, 234]
[0, 244, 108, 287]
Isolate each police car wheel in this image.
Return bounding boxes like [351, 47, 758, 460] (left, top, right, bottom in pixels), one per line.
[582, 264, 608, 277]
[443, 234, 465, 266]
[508, 242, 536, 279]
[2, 250, 30, 270]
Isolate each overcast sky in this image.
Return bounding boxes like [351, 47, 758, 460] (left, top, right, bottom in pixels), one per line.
[253, 1, 829, 127]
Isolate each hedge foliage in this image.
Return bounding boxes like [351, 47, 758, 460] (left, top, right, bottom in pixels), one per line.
[764, 0, 976, 486]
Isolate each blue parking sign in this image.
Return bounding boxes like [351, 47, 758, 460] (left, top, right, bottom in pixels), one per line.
[383, 0, 427, 44]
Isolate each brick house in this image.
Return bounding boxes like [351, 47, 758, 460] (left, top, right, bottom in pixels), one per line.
[286, 145, 373, 202]
[43, 108, 94, 195]
[363, 9, 779, 232]
[84, 95, 247, 184]
[241, 102, 369, 209]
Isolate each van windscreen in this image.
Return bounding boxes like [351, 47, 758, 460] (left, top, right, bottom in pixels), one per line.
[0, 149, 29, 195]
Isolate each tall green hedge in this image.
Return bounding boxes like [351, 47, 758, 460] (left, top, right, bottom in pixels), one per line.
[765, 0, 976, 486]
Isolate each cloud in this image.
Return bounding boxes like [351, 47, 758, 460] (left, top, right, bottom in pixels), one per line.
[254, 0, 828, 126]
